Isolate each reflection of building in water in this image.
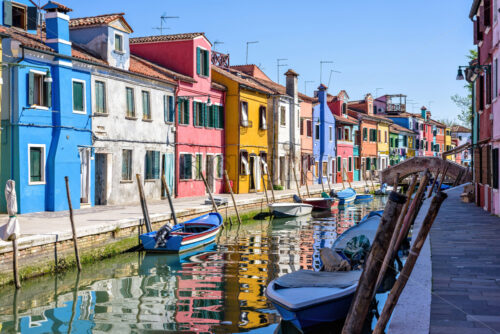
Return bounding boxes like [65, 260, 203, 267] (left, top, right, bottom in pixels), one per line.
[175, 251, 224, 333]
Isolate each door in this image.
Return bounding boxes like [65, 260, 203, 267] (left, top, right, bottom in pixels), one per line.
[80, 148, 91, 204]
[343, 158, 348, 182]
[331, 159, 336, 184]
[249, 156, 256, 191]
[280, 156, 286, 187]
[206, 155, 215, 192]
[253, 156, 261, 191]
[164, 153, 174, 196]
[95, 153, 107, 205]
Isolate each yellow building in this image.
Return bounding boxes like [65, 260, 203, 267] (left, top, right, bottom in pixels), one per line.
[407, 136, 415, 158]
[375, 116, 392, 170]
[212, 66, 273, 193]
[445, 127, 454, 160]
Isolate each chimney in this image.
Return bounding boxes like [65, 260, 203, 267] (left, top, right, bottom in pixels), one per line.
[43, 1, 72, 56]
[285, 69, 298, 101]
[421, 106, 427, 121]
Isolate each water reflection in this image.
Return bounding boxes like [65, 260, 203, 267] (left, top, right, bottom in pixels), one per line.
[0, 197, 386, 333]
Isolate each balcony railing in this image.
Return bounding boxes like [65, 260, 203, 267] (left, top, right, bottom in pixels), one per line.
[211, 51, 230, 68]
[386, 103, 406, 114]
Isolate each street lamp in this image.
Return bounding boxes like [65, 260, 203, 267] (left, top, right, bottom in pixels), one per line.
[456, 63, 490, 83]
[456, 68, 464, 81]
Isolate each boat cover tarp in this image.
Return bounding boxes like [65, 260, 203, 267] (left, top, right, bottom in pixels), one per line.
[336, 188, 356, 199]
[274, 270, 361, 289]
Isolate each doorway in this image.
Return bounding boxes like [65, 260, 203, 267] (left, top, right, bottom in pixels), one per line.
[279, 156, 286, 187]
[162, 153, 175, 197]
[80, 148, 91, 204]
[206, 155, 215, 193]
[95, 153, 107, 205]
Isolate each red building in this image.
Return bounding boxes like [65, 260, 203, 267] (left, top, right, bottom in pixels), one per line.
[327, 90, 357, 183]
[430, 120, 446, 156]
[420, 107, 435, 157]
[130, 33, 226, 198]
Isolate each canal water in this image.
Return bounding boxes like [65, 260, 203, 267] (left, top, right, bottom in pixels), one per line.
[0, 197, 388, 333]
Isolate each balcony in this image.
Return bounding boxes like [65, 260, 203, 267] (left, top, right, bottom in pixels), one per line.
[386, 103, 406, 114]
[211, 51, 230, 68]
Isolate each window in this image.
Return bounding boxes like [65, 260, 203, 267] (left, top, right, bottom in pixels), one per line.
[329, 126, 333, 141]
[344, 128, 350, 141]
[342, 103, 347, 115]
[180, 154, 193, 180]
[306, 120, 312, 137]
[280, 106, 286, 126]
[495, 58, 499, 99]
[217, 105, 224, 129]
[363, 128, 368, 141]
[300, 119, 304, 135]
[95, 81, 106, 114]
[195, 154, 203, 180]
[384, 131, 387, 143]
[194, 102, 205, 127]
[114, 33, 123, 52]
[196, 47, 210, 76]
[240, 101, 249, 127]
[207, 105, 215, 128]
[354, 130, 360, 145]
[11, 2, 27, 30]
[126, 87, 135, 117]
[355, 157, 360, 170]
[240, 151, 249, 175]
[315, 124, 320, 140]
[28, 71, 51, 108]
[164, 95, 174, 123]
[322, 162, 328, 177]
[260, 152, 268, 174]
[338, 130, 342, 140]
[348, 157, 352, 172]
[142, 91, 151, 120]
[425, 141, 428, 150]
[337, 156, 341, 172]
[378, 130, 381, 142]
[403, 135, 407, 147]
[122, 150, 132, 181]
[29, 145, 45, 184]
[314, 162, 319, 176]
[216, 155, 223, 179]
[72, 80, 85, 113]
[259, 106, 267, 130]
[145, 151, 160, 180]
[369, 129, 377, 142]
[178, 99, 190, 125]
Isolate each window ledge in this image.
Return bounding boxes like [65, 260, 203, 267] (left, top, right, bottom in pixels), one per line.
[165, 121, 174, 125]
[29, 105, 49, 110]
[29, 181, 46, 186]
[120, 180, 133, 184]
[142, 118, 153, 123]
[93, 112, 108, 117]
[73, 110, 86, 115]
[178, 123, 190, 127]
[144, 179, 157, 182]
[125, 116, 137, 120]
[113, 50, 126, 55]
[180, 179, 193, 182]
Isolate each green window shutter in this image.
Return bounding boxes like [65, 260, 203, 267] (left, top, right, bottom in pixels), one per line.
[45, 81, 52, 108]
[28, 71, 34, 105]
[27, 6, 37, 30]
[4, 1, 12, 26]
[204, 50, 210, 76]
[73, 82, 83, 111]
[153, 151, 160, 179]
[193, 102, 198, 126]
[178, 99, 182, 124]
[163, 95, 168, 122]
[184, 100, 190, 124]
[30, 147, 41, 182]
[203, 103, 207, 127]
[219, 106, 224, 128]
[196, 47, 201, 75]
[168, 95, 174, 122]
[213, 105, 218, 128]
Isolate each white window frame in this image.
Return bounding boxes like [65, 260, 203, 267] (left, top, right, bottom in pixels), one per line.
[194, 153, 204, 180]
[28, 144, 46, 185]
[94, 79, 108, 114]
[114, 32, 124, 53]
[241, 153, 250, 175]
[71, 79, 86, 114]
[280, 106, 287, 127]
[216, 154, 224, 179]
[179, 152, 194, 181]
[29, 69, 49, 110]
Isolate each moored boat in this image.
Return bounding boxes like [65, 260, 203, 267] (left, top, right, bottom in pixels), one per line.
[355, 193, 374, 202]
[269, 202, 313, 217]
[140, 213, 223, 253]
[300, 197, 339, 211]
[265, 210, 382, 330]
[335, 188, 357, 205]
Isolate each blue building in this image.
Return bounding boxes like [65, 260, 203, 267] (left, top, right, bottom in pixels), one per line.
[313, 84, 336, 185]
[0, 1, 94, 213]
[353, 123, 360, 181]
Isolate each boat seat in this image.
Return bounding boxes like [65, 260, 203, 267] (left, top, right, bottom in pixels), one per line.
[274, 270, 361, 289]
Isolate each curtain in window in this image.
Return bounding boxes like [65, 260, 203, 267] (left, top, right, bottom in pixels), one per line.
[122, 150, 132, 180]
[145, 151, 159, 179]
[241, 102, 248, 126]
[96, 81, 106, 113]
[30, 147, 42, 182]
[126, 88, 134, 117]
[142, 91, 150, 119]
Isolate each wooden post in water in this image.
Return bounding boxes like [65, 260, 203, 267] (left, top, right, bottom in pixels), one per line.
[12, 239, 20, 289]
[224, 170, 242, 225]
[370, 169, 376, 193]
[427, 169, 440, 198]
[373, 192, 448, 334]
[393, 172, 400, 192]
[326, 173, 333, 193]
[343, 166, 352, 189]
[303, 169, 311, 198]
[292, 164, 302, 200]
[376, 173, 419, 290]
[162, 175, 182, 226]
[64, 176, 82, 271]
[136, 174, 152, 233]
[268, 171, 276, 202]
[436, 164, 449, 193]
[453, 169, 464, 187]
[342, 191, 407, 334]
[260, 165, 270, 206]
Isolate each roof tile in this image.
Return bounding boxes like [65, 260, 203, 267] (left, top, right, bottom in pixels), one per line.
[130, 33, 205, 44]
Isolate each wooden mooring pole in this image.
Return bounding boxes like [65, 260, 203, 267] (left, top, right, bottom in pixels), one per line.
[136, 174, 152, 233]
[373, 191, 448, 334]
[64, 176, 82, 271]
[304, 170, 311, 197]
[292, 164, 302, 200]
[12, 239, 20, 289]
[161, 175, 181, 225]
[436, 164, 449, 194]
[427, 169, 440, 198]
[269, 171, 276, 202]
[224, 170, 242, 225]
[199, 173, 219, 214]
[260, 165, 270, 206]
[342, 191, 407, 334]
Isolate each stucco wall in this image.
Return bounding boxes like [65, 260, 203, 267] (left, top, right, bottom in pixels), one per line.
[91, 69, 175, 205]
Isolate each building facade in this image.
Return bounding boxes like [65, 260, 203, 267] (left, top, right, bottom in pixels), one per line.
[313, 84, 336, 184]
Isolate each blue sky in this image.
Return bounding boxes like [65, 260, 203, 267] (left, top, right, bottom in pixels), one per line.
[62, 0, 473, 122]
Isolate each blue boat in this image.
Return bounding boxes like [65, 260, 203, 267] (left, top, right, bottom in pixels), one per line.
[265, 211, 382, 330]
[140, 213, 223, 253]
[355, 193, 374, 202]
[335, 188, 357, 205]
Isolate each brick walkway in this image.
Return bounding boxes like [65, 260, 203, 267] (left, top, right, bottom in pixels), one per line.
[430, 188, 500, 333]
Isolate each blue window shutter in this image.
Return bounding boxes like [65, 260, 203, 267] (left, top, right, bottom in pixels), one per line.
[153, 151, 160, 179]
[168, 95, 174, 122]
[196, 47, 201, 75]
[28, 71, 34, 105]
[27, 6, 37, 30]
[3, 1, 12, 26]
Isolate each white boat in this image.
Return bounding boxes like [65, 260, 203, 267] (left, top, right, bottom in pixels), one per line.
[265, 211, 383, 330]
[268, 202, 313, 217]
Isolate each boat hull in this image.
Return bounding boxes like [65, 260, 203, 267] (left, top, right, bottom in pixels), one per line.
[301, 198, 338, 210]
[336, 188, 357, 205]
[269, 203, 313, 217]
[140, 213, 223, 253]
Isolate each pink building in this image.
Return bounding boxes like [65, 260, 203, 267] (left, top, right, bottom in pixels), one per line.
[130, 33, 225, 198]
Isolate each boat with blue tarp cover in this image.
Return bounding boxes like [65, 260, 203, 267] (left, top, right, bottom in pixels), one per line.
[335, 188, 357, 205]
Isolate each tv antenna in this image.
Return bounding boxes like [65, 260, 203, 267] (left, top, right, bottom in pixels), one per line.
[327, 69, 341, 91]
[277, 58, 288, 84]
[213, 40, 224, 50]
[153, 13, 179, 34]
